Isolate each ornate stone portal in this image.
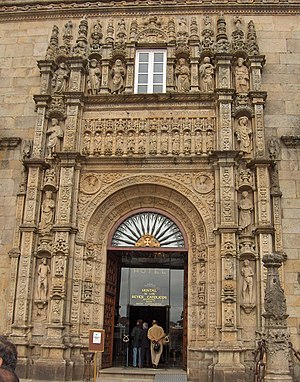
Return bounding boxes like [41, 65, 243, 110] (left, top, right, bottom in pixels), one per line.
[6, 12, 284, 382]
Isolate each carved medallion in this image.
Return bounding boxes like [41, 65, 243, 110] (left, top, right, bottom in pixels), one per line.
[80, 173, 101, 194]
[193, 174, 214, 194]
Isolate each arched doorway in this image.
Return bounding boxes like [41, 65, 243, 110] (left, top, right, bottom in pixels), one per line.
[102, 209, 188, 369]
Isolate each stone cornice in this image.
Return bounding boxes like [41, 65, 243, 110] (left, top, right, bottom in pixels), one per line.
[0, 137, 21, 150]
[281, 135, 300, 147]
[1, 1, 300, 22]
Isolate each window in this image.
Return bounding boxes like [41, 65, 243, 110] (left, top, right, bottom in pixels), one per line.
[134, 50, 167, 94]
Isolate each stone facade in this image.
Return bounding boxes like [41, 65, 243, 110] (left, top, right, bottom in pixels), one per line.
[0, 2, 300, 382]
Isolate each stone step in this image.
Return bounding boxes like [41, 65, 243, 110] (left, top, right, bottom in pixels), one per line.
[98, 367, 187, 382]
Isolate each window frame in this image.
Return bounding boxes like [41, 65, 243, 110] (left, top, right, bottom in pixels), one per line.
[134, 49, 167, 94]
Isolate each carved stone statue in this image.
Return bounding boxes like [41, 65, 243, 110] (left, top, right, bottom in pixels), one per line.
[241, 259, 254, 304]
[110, 59, 125, 94]
[236, 116, 252, 154]
[224, 303, 234, 326]
[175, 57, 190, 92]
[238, 191, 253, 232]
[46, 118, 64, 158]
[39, 190, 55, 231]
[37, 257, 51, 300]
[52, 62, 69, 93]
[87, 59, 101, 95]
[235, 57, 249, 93]
[199, 57, 214, 92]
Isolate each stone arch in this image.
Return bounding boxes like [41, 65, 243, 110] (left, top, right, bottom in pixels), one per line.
[78, 177, 217, 346]
[79, 174, 215, 245]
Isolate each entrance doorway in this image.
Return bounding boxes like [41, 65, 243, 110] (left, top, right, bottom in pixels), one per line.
[129, 306, 168, 334]
[112, 266, 184, 368]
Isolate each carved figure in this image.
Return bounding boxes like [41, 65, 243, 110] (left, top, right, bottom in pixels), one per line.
[46, 118, 64, 158]
[110, 59, 125, 94]
[225, 257, 233, 280]
[55, 256, 64, 276]
[224, 303, 234, 326]
[83, 132, 91, 155]
[235, 57, 249, 93]
[138, 131, 146, 154]
[199, 57, 214, 92]
[37, 258, 51, 300]
[238, 191, 253, 232]
[87, 59, 101, 95]
[175, 57, 190, 92]
[52, 62, 69, 93]
[172, 131, 180, 154]
[149, 131, 157, 155]
[39, 190, 55, 231]
[241, 259, 254, 304]
[236, 116, 252, 154]
[94, 131, 102, 154]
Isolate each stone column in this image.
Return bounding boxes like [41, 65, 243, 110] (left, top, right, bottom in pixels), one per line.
[214, 152, 245, 382]
[100, 45, 111, 93]
[262, 253, 293, 382]
[215, 54, 234, 151]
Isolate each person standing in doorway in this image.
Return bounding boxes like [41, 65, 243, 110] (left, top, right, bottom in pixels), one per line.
[147, 320, 165, 369]
[131, 319, 143, 367]
[140, 322, 150, 367]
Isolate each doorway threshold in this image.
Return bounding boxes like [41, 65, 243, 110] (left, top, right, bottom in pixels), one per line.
[98, 367, 187, 382]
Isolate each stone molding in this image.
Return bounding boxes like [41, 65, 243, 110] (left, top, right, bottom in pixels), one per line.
[1, 1, 300, 22]
[0, 137, 21, 150]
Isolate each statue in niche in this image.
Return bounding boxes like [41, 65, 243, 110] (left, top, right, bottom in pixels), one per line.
[195, 130, 202, 154]
[37, 258, 51, 300]
[199, 57, 215, 92]
[87, 59, 101, 95]
[175, 57, 190, 92]
[183, 131, 191, 154]
[116, 131, 124, 155]
[82, 132, 91, 155]
[224, 303, 234, 326]
[235, 57, 249, 93]
[172, 131, 180, 154]
[138, 131, 146, 154]
[238, 191, 253, 233]
[55, 256, 64, 276]
[149, 131, 157, 155]
[94, 131, 102, 154]
[241, 259, 254, 304]
[39, 190, 55, 232]
[104, 132, 113, 155]
[127, 131, 135, 154]
[224, 257, 233, 280]
[110, 59, 125, 94]
[46, 118, 64, 158]
[52, 62, 70, 94]
[236, 116, 252, 154]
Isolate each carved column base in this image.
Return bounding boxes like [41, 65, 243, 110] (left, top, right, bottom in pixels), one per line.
[213, 350, 245, 382]
[10, 326, 31, 378]
[32, 357, 72, 381]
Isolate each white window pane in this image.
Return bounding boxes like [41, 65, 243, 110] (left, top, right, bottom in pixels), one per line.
[139, 63, 148, 73]
[154, 52, 164, 62]
[153, 85, 163, 93]
[154, 63, 163, 73]
[138, 74, 148, 84]
[139, 53, 149, 62]
[153, 74, 163, 84]
[138, 85, 148, 93]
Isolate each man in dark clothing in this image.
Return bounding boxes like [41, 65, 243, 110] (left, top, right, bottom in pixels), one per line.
[140, 322, 150, 368]
[131, 320, 143, 367]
